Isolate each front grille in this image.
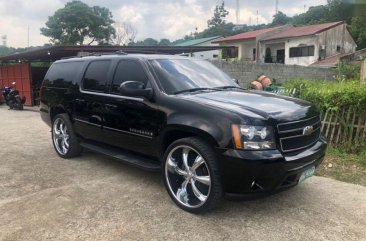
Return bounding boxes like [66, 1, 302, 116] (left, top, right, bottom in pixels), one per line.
[277, 116, 321, 153]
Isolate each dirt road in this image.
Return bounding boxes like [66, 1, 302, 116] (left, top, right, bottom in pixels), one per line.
[0, 105, 365, 241]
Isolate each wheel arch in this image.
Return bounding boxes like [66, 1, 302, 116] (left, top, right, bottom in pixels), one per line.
[159, 125, 220, 157]
[50, 106, 70, 122]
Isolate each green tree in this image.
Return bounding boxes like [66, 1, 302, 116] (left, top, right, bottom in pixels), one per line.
[350, 11, 366, 49]
[326, 0, 354, 24]
[272, 11, 291, 25]
[143, 38, 158, 46]
[291, 5, 329, 25]
[159, 39, 171, 46]
[207, 1, 229, 27]
[40, 1, 115, 45]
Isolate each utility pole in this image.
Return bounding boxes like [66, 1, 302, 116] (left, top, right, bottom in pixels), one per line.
[275, 0, 278, 14]
[1, 35, 7, 47]
[27, 25, 30, 47]
[236, 0, 240, 24]
[256, 10, 259, 25]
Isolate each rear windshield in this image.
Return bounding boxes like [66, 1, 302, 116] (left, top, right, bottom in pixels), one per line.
[43, 61, 84, 88]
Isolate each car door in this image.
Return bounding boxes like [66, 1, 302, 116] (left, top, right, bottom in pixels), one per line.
[73, 60, 112, 141]
[102, 59, 164, 157]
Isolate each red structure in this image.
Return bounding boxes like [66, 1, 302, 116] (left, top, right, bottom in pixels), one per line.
[0, 63, 32, 106]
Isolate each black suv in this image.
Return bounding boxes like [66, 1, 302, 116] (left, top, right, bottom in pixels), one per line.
[40, 54, 327, 213]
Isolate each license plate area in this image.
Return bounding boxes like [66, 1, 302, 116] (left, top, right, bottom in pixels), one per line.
[298, 165, 315, 183]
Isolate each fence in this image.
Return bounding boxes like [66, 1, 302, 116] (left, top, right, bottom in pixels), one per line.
[273, 88, 366, 151]
[321, 108, 366, 150]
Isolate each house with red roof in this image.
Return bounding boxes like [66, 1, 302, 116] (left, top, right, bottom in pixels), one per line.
[214, 21, 357, 67]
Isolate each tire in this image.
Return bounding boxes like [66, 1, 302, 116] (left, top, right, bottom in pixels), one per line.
[52, 113, 82, 158]
[18, 103, 23, 110]
[162, 137, 223, 213]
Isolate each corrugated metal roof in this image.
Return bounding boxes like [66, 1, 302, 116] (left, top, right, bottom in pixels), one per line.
[213, 26, 287, 43]
[0, 45, 233, 62]
[310, 53, 345, 68]
[174, 36, 222, 46]
[263, 21, 344, 41]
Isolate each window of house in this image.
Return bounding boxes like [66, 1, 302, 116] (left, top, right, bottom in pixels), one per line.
[222, 47, 238, 59]
[111, 60, 149, 94]
[289, 45, 315, 58]
[337, 45, 341, 52]
[82, 60, 111, 92]
[253, 48, 256, 61]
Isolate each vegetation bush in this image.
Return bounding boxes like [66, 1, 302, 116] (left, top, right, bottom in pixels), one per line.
[282, 79, 366, 112]
[283, 79, 366, 154]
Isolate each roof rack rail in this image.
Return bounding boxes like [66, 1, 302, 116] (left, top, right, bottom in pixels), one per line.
[61, 56, 82, 60]
[115, 50, 128, 55]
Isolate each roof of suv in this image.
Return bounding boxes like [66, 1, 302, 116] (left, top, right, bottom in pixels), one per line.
[55, 54, 193, 63]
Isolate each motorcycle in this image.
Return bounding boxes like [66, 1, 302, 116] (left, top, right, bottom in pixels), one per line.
[3, 82, 26, 110]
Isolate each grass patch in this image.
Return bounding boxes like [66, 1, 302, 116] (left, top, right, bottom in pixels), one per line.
[316, 147, 366, 186]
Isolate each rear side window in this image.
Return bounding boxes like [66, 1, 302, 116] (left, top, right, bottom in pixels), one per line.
[111, 60, 148, 94]
[83, 60, 111, 92]
[44, 61, 83, 88]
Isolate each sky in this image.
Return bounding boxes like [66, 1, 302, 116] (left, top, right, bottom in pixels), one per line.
[0, 0, 327, 48]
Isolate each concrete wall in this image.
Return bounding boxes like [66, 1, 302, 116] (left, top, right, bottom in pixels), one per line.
[211, 61, 336, 87]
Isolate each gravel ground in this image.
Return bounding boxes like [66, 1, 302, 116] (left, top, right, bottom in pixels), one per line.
[0, 105, 366, 241]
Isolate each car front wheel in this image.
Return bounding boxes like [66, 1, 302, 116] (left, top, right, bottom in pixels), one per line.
[163, 137, 223, 213]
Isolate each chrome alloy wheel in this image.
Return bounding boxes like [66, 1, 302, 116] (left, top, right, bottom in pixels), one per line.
[53, 118, 70, 155]
[165, 145, 211, 208]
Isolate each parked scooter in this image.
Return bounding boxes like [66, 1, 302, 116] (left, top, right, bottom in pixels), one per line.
[2, 85, 13, 105]
[3, 82, 26, 110]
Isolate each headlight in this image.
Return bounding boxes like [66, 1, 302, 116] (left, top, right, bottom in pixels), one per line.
[232, 124, 275, 150]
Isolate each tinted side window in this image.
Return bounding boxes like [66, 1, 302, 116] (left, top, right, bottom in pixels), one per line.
[83, 60, 111, 92]
[44, 61, 83, 88]
[111, 60, 148, 93]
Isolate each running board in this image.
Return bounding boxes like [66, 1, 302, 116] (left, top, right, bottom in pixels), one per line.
[80, 141, 161, 172]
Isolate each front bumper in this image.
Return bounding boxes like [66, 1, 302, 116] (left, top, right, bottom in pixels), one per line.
[218, 136, 327, 199]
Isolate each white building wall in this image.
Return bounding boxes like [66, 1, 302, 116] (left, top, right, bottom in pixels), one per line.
[284, 36, 319, 66]
[220, 39, 256, 60]
[191, 41, 220, 60]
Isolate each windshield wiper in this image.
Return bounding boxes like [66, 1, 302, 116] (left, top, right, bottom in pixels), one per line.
[215, 86, 245, 90]
[174, 88, 221, 95]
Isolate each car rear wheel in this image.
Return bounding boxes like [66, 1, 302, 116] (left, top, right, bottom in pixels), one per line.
[163, 137, 222, 213]
[52, 113, 82, 158]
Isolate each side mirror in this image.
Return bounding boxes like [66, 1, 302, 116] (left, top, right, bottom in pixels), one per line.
[119, 81, 153, 100]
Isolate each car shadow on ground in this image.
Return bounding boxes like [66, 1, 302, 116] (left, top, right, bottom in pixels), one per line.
[79, 149, 309, 219]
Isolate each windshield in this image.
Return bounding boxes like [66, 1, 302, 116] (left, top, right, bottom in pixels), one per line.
[150, 59, 238, 94]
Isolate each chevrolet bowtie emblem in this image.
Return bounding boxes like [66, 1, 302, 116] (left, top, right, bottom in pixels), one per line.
[303, 126, 314, 136]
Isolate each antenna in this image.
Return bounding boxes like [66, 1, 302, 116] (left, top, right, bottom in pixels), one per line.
[27, 25, 30, 47]
[236, 0, 240, 24]
[275, 0, 278, 14]
[256, 10, 259, 25]
[304, 5, 306, 13]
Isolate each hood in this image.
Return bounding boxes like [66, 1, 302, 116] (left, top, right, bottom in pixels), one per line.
[181, 90, 318, 122]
